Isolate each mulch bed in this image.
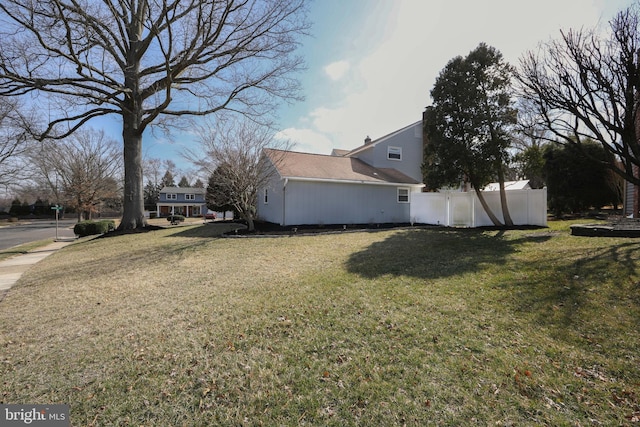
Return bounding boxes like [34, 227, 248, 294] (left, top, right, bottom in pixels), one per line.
[571, 218, 640, 237]
[228, 221, 415, 237]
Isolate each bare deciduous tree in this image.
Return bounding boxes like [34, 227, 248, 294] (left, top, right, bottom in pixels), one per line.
[28, 128, 123, 221]
[0, 0, 309, 229]
[513, 98, 551, 152]
[143, 158, 163, 190]
[517, 4, 640, 187]
[0, 98, 30, 188]
[187, 119, 290, 231]
[142, 157, 163, 211]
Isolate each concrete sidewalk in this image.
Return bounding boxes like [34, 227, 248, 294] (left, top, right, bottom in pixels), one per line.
[0, 239, 76, 296]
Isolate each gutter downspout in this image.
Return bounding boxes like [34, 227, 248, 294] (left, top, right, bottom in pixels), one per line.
[282, 178, 288, 226]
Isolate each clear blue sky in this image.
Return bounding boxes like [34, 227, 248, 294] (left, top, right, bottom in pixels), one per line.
[99, 0, 633, 178]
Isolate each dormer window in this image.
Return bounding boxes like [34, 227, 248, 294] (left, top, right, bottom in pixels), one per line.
[185, 194, 195, 200]
[167, 193, 177, 200]
[387, 146, 402, 161]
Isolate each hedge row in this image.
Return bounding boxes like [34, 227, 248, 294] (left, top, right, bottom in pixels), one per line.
[74, 220, 116, 237]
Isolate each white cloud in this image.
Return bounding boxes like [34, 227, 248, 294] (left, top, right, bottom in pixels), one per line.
[274, 127, 335, 154]
[281, 0, 630, 154]
[323, 60, 350, 81]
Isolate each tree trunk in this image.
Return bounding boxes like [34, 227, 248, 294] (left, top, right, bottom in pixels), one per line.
[239, 205, 256, 232]
[474, 188, 504, 226]
[246, 216, 255, 232]
[118, 16, 147, 231]
[119, 114, 147, 230]
[497, 166, 514, 226]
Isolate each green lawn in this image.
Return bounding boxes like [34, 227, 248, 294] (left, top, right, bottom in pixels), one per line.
[1, 221, 639, 426]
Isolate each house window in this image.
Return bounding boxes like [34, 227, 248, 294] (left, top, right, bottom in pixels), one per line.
[264, 188, 269, 204]
[185, 194, 195, 200]
[397, 188, 409, 203]
[388, 146, 402, 161]
[166, 193, 177, 200]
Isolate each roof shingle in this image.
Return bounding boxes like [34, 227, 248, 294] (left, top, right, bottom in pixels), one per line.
[264, 149, 420, 185]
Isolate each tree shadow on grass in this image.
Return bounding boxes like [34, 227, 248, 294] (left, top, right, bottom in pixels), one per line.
[95, 222, 244, 241]
[346, 227, 640, 348]
[94, 225, 163, 239]
[503, 240, 640, 330]
[345, 227, 552, 280]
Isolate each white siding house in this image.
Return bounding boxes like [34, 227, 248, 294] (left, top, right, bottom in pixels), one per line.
[256, 120, 547, 227]
[346, 121, 424, 182]
[258, 121, 424, 226]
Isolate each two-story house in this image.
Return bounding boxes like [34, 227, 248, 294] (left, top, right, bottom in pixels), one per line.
[157, 186, 207, 218]
[257, 121, 425, 226]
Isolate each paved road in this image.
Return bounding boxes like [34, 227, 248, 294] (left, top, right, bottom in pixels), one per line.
[0, 220, 77, 250]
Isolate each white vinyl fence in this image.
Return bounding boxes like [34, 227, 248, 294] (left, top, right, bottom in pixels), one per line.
[410, 189, 547, 227]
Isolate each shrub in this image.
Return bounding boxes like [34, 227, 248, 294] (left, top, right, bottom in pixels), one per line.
[543, 141, 622, 216]
[9, 199, 30, 217]
[74, 220, 116, 237]
[167, 215, 185, 224]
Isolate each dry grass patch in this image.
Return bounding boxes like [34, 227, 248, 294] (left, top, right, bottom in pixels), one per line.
[0, 239, 54, 262]
[1, 221, 639, 425]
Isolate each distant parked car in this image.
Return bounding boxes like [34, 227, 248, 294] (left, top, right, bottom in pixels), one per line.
[205, 211, 216, 220]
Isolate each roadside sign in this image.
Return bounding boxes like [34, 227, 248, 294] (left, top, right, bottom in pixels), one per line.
[51, 206, 62, 240]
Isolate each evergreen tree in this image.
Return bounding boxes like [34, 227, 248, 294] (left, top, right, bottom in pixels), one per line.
[423, 43, 517, 226]
[543, 140, 622, 216]
[161, 171, 175, 188]
[513, 145, 546, 189]
[9, 198, 22, 217]
[144, 181, 161, 211]
[178, 176, 190, 187]
[206, 166, 235, 214]
[33, 198, 49, 216]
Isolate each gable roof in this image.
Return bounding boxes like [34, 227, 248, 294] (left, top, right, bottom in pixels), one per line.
[330, 148, 351, 157]
[160, 186, 206, 194]
[337, 120, 422, 157]
[264, 149, 421, 186]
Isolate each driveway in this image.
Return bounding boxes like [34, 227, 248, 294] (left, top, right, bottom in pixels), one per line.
[0, 219, 77, 250]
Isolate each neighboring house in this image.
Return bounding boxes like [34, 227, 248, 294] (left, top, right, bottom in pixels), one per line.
[258, 121, 425, 226]
[156, 187, 207, 217]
